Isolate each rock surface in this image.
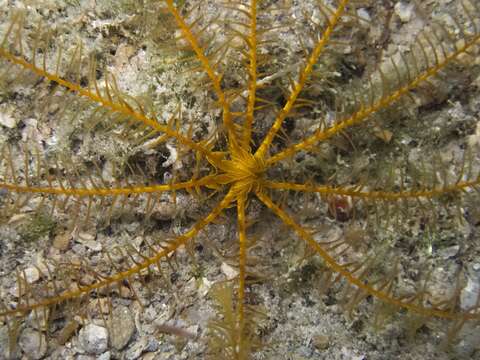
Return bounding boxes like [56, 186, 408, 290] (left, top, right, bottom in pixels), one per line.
[19, 329, 47, 360]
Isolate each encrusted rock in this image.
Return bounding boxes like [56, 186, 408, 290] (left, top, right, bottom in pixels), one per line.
[426, 266, 459, 305]
[110, 306, 136, 350]
[78, 324, 109, 355]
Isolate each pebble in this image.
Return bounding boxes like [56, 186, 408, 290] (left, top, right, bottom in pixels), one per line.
[438, 245, 460, 259]
[110, 306, 136, 350]
[221, 262, 239, 280]
[76, 233, 102, 252]
[394, 2, 415, 23]
[19, 328, 47, 359]
[22, 267, 41, 284]
[98, 351, 111, 360]
[341, 347, 365, 360]
[152, 199, 177, 220]
[125, 338, 159, 360]
[0, 111, 17, 128]
[77, 232, 95, 242]
[312, 334, 330, 350]
[198, 277, 213, 297]
[77, 355, 95, 360]
[78, 324, 109, 355]
[125, 338, 147, 360]
[53, 232, 71, 251]
[34, 259, 49, 276]
[356, 8, 371, 22]
[460, 276, 480, 311]
[83, 240, 102, 252]
[426, 267, 458, 305]
[142, 353, 156, 360]
[7, 213, 29, 224]
[8, 284, 19, 298]
[72, 243, 86, 256]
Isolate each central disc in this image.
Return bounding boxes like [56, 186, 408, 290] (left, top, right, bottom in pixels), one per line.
[217, 146, 265, 193]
